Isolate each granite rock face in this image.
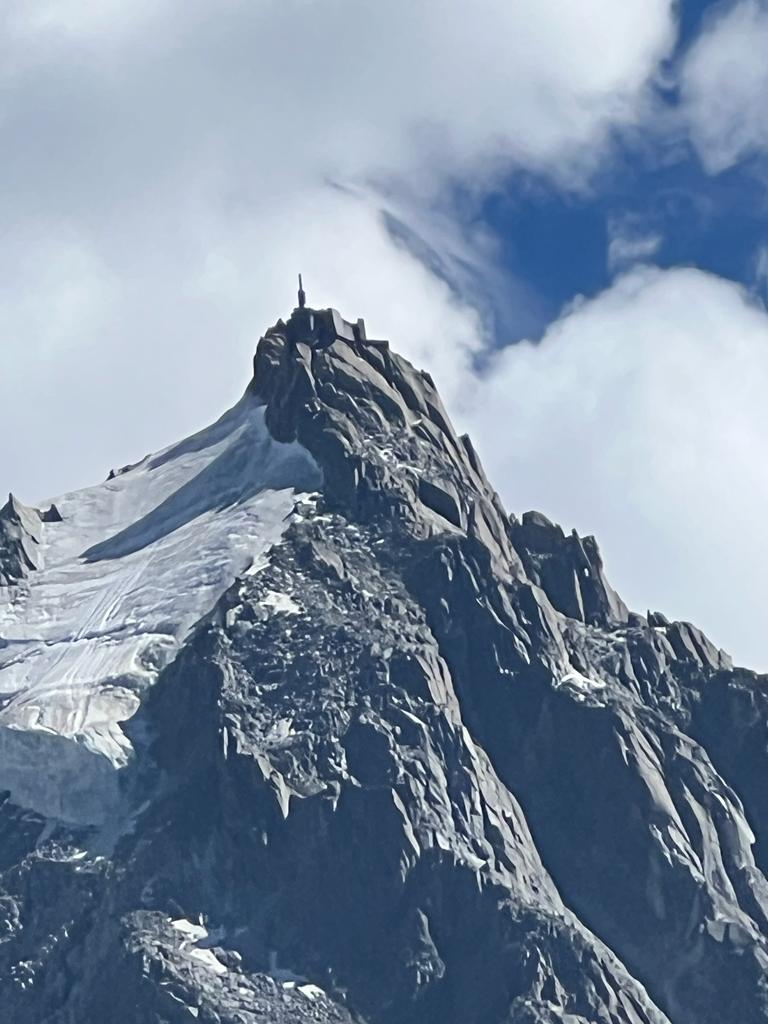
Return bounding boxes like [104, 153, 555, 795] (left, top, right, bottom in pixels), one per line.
[1, 302, 767, 1022]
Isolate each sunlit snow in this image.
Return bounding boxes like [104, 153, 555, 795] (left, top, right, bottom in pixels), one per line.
[0, 391, 320, 821]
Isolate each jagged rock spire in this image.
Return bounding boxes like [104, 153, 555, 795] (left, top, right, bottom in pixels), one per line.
[0, 299, 766, 1024]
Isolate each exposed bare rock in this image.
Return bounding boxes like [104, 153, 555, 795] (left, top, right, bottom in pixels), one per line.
[0, 299, 766, 1023]
[0, 494, 55, 586]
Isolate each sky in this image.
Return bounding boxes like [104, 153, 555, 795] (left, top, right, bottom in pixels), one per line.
[2, 0, 768, 668]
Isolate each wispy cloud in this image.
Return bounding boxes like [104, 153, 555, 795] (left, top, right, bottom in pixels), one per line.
[607, 216, 663, 272]
[679, 0, 768, 173]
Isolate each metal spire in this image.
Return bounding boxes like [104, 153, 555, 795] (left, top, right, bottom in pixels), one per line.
[298, 273, 306, 309]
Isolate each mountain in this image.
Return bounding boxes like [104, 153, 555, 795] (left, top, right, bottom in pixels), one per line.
[1, 296, 767, 1023]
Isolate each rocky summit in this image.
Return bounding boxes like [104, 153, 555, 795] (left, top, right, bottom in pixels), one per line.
[1, 296, 767, 1024]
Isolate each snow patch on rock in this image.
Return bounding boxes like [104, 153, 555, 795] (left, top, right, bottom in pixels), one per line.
[0, 392, 320, 823]
[555, 670, 607, 702]
[262, 590, 302, 615]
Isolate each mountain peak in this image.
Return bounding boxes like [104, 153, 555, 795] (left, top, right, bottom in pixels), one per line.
[1, 303, 767, 1024]
[285, 288, 384, 351]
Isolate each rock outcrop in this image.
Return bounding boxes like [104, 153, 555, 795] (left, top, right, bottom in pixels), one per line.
[0, 299, 767, 1023]
[0, 494, 60, 586]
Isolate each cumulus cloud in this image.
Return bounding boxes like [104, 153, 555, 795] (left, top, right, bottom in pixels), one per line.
[467, 267, 768, 670]
[0, 0, 675, 500]
[680, 0, 768, 172]
[3, 0, 675, 186]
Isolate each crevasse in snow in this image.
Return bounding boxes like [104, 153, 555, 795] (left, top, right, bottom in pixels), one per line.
[0, 391, 321, 822]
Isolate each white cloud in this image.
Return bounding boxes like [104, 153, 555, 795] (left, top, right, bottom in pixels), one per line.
[607, 217, 663, 272]
[5, 0, 164, 39]
[0, 191, 485, 503]
[466, 266, 768, 670]
[680, 0, 768, 172]
[2, 1, 676, 185]
[0, 0, 675, 493]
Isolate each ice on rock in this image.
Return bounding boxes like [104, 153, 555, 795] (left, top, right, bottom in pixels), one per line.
[0, 392, 320, 823]
[171, 918, 230, 975]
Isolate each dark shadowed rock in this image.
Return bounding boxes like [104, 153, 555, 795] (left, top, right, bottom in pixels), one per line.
[510, 511, 629, 625]
[0, 495, 44, 586]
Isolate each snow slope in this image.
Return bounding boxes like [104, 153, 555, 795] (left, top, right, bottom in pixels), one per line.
[0, 391, 321, 822]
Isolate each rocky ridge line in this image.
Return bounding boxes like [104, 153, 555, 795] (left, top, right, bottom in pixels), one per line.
[0, 301, 767, 1023]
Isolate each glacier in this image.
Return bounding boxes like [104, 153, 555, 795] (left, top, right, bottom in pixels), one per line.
[0, 390, 321, 823]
